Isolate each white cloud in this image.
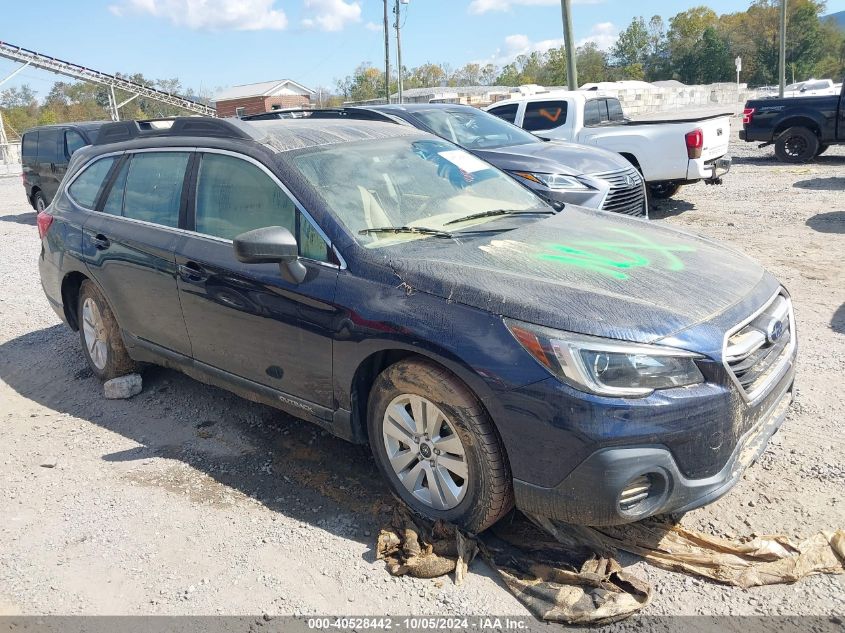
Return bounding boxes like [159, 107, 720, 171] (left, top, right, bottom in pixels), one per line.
[481, 22, 617, 67]
[302, 0, 361, 31]
[364, 21, 382, 31]
[576, 21, 617, 50]
[468, 0, 603, 15]
[107, 0, 287, 30]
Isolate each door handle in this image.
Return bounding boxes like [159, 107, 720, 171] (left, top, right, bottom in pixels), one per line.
[178, 262, 209, 283]
[92, 234, 110, 250]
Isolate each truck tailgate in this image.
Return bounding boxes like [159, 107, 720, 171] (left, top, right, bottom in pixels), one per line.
[698, 116, 731, 161]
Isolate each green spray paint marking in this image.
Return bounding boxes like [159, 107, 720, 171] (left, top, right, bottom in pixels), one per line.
[536, 229, 696, 280]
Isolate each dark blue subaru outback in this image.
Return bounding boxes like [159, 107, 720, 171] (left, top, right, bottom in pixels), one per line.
[38, 117, 796, 532]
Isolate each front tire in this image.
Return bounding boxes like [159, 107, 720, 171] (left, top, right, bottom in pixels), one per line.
[368, 359, 513, 533]
[77, 280, 139, 381]
[774, 126, 819, 163]
[816, 144, 829, 157]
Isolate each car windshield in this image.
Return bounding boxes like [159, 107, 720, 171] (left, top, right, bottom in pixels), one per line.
[292, 136, 544, 248]
[409, 108, 540, 150]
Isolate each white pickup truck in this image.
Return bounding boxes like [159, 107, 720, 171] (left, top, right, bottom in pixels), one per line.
[484, 91, 732, 199]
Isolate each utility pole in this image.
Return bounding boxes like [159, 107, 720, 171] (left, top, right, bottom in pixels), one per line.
[394, 0, 404, 104]
[383, 0, 391, 103]
[778, 0, 787, 98]
[560, 0, 578, 90]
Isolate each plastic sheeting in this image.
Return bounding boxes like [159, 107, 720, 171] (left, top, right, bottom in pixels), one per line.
[376, 509, 845, 624]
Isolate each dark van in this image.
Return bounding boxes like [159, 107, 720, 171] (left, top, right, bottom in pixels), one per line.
[21, 122, 104, 211]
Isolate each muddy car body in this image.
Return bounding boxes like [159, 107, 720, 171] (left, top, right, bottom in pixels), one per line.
[37, 117, 796, 531]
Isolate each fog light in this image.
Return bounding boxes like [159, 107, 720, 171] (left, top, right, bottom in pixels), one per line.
[618, 474, 653, 512]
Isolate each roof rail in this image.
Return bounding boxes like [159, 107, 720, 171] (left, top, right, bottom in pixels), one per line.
[94, 117, 253, 145]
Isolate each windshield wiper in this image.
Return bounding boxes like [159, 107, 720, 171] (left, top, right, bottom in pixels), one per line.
[443, 207, 556, 226]
[359, 226, 454, 238]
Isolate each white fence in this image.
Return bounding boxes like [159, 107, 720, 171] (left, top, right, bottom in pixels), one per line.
[1, 142, 22, 177]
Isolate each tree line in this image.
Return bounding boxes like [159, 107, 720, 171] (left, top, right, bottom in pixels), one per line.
[2, 0, 843, 135]
[0, 76, 210, 140]
[337, 0, 845, 101]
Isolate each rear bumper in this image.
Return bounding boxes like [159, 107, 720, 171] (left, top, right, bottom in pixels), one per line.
[687, 156, 731, 182]
[512, 372, 794, 526]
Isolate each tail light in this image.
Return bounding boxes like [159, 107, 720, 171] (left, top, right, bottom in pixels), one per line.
[685, 128, 703, 159]
[742, 107, 755, 125]
[36, 211, 54, 239]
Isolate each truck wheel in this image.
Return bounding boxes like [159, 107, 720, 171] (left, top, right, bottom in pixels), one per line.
[649, 182, 682, 199]
[816, 144, 829, 157]
[77, 280, 139, 381]
[775, 127, 819, 163]
[32, 191, 47, 213]
[368, 359, 513, 533]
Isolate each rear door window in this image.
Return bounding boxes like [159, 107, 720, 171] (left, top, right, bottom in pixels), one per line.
[68, 157, 118, 209]
[64, 130, 87, 158]
[487, 103, 519, 124]
[37, 129, 61, 163]
[584, 100, 601, 127]
[193, 153, 329, 262]
[120, 152, 190, 228]
[22, 132, 38, 160]
[523, 100, 568, 131]
[607, 99, 625, 122]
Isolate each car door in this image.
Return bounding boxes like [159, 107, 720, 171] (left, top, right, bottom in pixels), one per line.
[81, 150, 193, 357]
[174, 150, 339, 410]
[36, 128, 62, 203]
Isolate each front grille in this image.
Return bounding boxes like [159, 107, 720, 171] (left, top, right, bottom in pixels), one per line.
[724, 293, 794, 400]
[592, 167, 647, 217]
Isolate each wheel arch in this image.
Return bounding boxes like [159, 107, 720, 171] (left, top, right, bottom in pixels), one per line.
[347, 346, 502, 448]
[61, 271, 90, 331]
[774, 116, 821, 138]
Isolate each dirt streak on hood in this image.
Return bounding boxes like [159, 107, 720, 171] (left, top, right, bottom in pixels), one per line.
[383, 207, 775, 344]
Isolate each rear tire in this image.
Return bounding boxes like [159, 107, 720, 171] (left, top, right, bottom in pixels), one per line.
[367, 359, 513, 533]
[77, 280, 139, 381]
[32, 191, 47, 213]
[774, 126, 819, 163]
[648, 182, 682, 199]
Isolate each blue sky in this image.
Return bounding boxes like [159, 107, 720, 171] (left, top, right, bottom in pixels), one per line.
[2, 0, 845, 99]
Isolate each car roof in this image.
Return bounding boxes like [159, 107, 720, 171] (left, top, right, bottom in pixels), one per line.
[254, 118, 424, 152]
[88, 117, 427, 154]
[367, 103, 476, 113]
[23, 121, 107, 134]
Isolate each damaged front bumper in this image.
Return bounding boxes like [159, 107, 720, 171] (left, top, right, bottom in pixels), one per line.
[512, 366, 795, 526]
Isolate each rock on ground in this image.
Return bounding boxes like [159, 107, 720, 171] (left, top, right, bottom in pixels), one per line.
[104, 374, 143, 399]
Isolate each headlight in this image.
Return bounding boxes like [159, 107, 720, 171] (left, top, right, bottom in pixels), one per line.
[505, 319, 704, 397]
[513, 172, 590, 190]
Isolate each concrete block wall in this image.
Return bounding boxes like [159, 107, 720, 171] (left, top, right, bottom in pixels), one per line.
[604, 83, 760, 116]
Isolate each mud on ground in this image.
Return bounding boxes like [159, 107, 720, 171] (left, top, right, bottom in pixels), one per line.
[0, 123, 843, 619]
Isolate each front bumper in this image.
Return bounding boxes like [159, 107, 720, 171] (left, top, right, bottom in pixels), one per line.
[512, 377, 793, 525]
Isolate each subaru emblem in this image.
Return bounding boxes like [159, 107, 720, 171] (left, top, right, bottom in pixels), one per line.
[766, 319, 785, 343]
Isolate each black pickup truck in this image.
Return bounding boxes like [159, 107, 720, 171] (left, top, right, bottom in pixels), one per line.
[740, 81, 845, 162]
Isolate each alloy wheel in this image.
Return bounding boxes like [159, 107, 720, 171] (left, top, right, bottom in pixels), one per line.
[381, 394, 468, 511]
[81, 297, 108, 370]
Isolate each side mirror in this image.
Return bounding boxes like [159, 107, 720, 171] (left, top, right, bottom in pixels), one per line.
[233, 226, 307, 284]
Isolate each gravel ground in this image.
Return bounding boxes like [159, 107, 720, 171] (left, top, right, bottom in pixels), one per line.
[0, 122, 843, 621]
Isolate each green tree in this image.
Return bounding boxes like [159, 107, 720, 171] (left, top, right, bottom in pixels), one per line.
[612, 17, 650, 67]
[576, 43, 610, 85]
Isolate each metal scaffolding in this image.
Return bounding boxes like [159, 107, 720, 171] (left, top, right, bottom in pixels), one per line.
[0, 40, 216, 119]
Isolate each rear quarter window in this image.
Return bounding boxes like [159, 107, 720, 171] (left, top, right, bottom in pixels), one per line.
[487, 103, 519, 124]
[22, 133, 38, 160]
[37, 129, 61, 163]
[68, 157, 118, 209]
[523, 101, 568, 132]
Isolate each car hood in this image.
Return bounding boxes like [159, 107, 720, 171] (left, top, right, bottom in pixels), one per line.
[381, 207, 771, 344]
[474, 140, 629, 177]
